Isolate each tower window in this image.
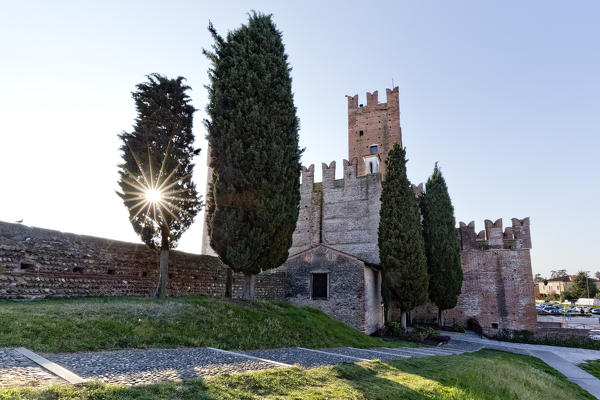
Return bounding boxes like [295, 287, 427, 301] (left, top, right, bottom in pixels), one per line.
[359, 130, 364, 137]
[364, 155, 379, 174]
[370, 145, 378, 153]
[312, 273, 328, 299]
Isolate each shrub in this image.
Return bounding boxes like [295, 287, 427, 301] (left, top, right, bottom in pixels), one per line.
[409, 326, 440, 343]
[492, 329, 600, 350]
[495, 329, 534, 342]
[385, 323, 441, 343]
[451, 322, 465, 333]
[385, 321, 406, 337]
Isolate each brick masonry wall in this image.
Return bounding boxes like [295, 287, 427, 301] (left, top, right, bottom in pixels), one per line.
[347, 87, 402, 177]
[445, 249, 537, 334]
[0, 221, 284, 300]
[412, 218, 537, 334]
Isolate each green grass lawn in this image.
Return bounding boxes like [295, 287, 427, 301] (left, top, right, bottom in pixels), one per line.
[579, 359, 600, 379]
[1, 350, 593, 400]
[0, 296, 401, 352]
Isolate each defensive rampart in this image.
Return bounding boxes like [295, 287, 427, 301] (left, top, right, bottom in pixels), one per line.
[289, 159, 381, 264]
[0, 221, 284, 299]
[412, 218, 537, 334]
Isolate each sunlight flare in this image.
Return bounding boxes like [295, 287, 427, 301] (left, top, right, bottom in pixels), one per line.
[119, 140, 195, 230]
[146, 189, 162, 203]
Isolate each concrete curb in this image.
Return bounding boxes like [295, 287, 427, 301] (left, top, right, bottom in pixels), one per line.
[16, 347, 86, 385]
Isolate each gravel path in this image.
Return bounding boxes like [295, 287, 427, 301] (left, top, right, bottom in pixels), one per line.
[44, 348, 277, 386]
[0, 343, 478, 388]
[0, 348, 66, 388]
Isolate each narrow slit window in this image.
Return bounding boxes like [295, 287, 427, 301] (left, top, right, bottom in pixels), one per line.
[359, 130, 364, 137]
[312, 273, 328, 299]
[20, 261, 34, 270]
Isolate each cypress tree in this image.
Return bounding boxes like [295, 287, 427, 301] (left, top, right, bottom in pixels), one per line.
[420, 163, 463, 326]
[203, 13, 302, 301]
[378, 144, 429, 328]
[117, 74, 201, 297]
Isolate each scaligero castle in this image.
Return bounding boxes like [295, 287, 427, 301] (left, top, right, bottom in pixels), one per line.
[0, 87, 537, 335]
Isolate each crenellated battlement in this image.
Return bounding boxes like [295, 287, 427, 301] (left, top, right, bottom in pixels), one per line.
[347, 87, 402, 177]
[347, 87, 400, 110]
[458, 218, 531, 251]
[412, 183, 424, 197]
[300, 160, 383, 191]
[290, 161, 382, 263]
[301, 164, 315, 191]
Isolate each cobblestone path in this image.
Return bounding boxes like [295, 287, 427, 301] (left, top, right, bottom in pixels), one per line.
[1, 343, 479, 388]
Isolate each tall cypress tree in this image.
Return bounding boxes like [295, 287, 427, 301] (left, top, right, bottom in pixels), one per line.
[117, 74, 201, 297]
[420, 163, 462, 326]
[203, 13, 302, 301]
[378, 144, 429, 328]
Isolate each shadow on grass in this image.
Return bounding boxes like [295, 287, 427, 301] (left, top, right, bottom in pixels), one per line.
[331, 350, 596, 400]
[331, 361, 439, 400]
[1, 350, 595, 400]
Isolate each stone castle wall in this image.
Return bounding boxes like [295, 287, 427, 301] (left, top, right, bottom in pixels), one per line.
[411, 218, 537, 334]
[290, 164, 537, 333]
[289, 159, 381, 264]
[0, 221, 284, 300]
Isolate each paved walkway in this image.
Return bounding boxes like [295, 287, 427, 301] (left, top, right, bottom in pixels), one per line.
[3, 334, 600, 398]
[0, 343, 479, 388]
[444, 331, 600, 399]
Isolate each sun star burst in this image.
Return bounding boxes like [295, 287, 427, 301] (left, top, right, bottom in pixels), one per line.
[121, 140, 196, 229]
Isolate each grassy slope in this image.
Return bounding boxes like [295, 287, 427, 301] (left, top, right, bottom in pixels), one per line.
[2, 350, 594, 400]
[580, 359, 600, 379]
[0, 296, 400, 352]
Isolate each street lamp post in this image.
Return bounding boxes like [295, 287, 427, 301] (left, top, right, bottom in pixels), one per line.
[586, 271, 591, 299]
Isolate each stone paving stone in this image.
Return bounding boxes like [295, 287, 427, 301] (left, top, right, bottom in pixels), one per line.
[1, 344, 472, 388]
[45, 348, 276, 386]
[240, 347, 356, 368]
[0, 348, 66, 388]
[321, 347, 406, 362]
[372, 347, 435, 358]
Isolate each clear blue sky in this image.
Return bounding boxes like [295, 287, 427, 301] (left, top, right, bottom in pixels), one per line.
[1, 1, 598, 277]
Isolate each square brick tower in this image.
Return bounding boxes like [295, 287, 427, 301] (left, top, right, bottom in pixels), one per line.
[347, 87, 402, 177]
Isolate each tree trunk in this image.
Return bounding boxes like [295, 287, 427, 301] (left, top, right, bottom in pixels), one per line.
[385, 303, 391, 323]
[155, 248, 169, 298]
[242, 273, 256, 302]
[401, 311, 407, 330]
[224, 268, 233, 298]
[155, 229, 169, 298]
[438, 309, 444, 327]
